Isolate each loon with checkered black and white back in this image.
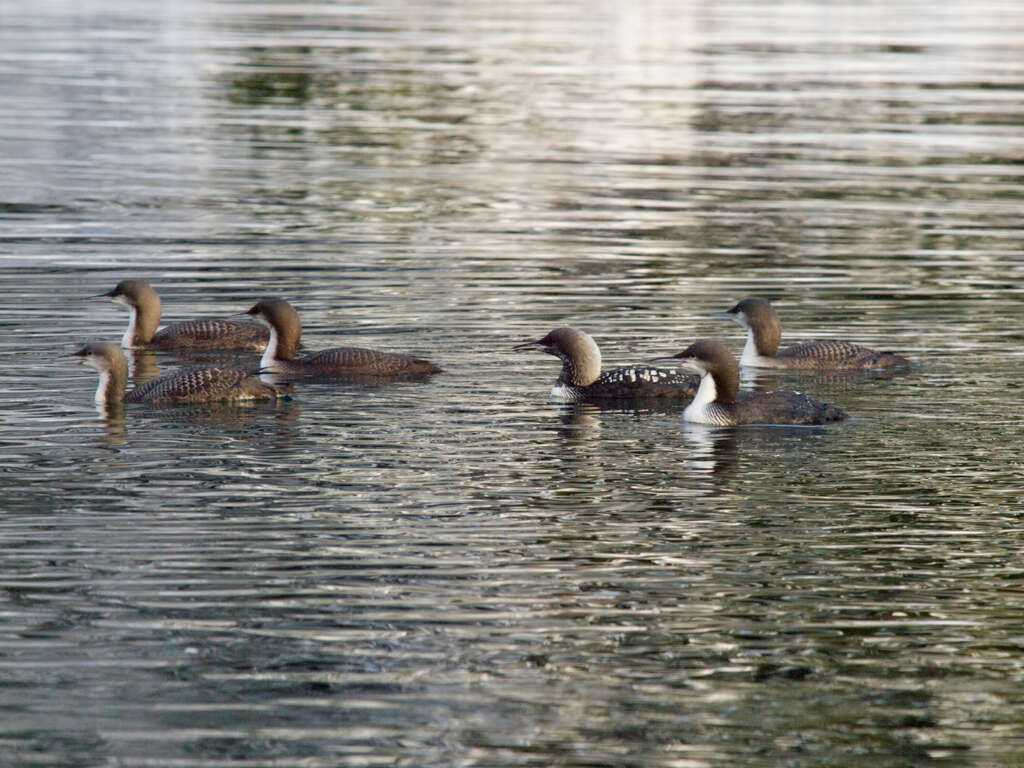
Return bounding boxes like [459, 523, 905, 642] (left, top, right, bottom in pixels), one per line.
[515, 327, 698, 404]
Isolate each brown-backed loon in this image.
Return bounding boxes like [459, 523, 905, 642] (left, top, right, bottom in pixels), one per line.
[515, 327, 698, 403]
[715, 297, 910, 370]
[669, 340, 847, 425]
[95, 280, 268, 351]
[243, 298, 441, 376]
[72, 341, 283, 406]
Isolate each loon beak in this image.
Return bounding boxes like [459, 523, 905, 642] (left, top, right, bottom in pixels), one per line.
[84, 289, 117, 301]
[62, 348, 88, 363]
[673, 356, 705, 375]
[646, 355, 682, 366]
[647, 349, 705, 374]
[713, 309, 747, 328]
[512, 338, 544, 352]
[514, 338, 560, 358]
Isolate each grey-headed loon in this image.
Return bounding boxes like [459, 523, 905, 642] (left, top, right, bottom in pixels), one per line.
[244, 298, 441, 376]
[516, 327, 698, 403]
[670, 340, 847, 425]
[716, 297, 910, 370]
[73, 341, 283, 406]
[96, 280, 268, 351]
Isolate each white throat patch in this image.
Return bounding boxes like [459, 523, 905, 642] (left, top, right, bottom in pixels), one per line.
[549, 383, 578, 403]
[94, 369, 110, 405]
[739, 328, 772, 367]
[259, 321, 281, 371]
[120, 305, 138, 348]
[683, 371, 719, 424]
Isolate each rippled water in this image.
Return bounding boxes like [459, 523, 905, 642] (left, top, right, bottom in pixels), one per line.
[1, 0, 1023, 765]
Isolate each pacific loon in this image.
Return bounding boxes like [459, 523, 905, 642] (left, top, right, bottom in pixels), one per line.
[96, 280, 269, 351]
[243, 298, 441, 376]
[515, 327, 698, 403]
[670, 340, 847, 425]
[716, 297, 910, 370]
[73, 341, 283, 406]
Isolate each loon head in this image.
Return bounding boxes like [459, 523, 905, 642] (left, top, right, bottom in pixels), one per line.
[99, 279, 160, 312]
[514, 327, 601, 387]
[714, 297, 781, 357]
[73, 340, 126, 371]
[670, 339, 740, 403]
[93, 279, 162, 346]
[244, 298, 302, 363]
[72, 341, 129, 405]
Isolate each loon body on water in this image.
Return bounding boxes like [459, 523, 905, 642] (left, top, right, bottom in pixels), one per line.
[97, 280, 268, 351]
[73, 342, 283, 406]
[244, 298, 441, 376]
[715, 297, 910, 370]
[670, 340, 847, 425]
[515, 327, 698, 403]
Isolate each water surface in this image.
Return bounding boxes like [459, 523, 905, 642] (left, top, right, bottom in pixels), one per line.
[1, 0, 1023, 765]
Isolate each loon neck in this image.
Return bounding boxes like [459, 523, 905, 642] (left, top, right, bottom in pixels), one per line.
[681, 344, 739, 422]
[259, 323, 282, 370]
[259, 319, 302, 371]
[740, 328, 776, 365]
[682, 364, 741, 424]
[95, 360, 128, 406]
[263, 313, 301, 364]
[558, 355, 599, 388]
[682, 371, 715, 422]
[117, 297, 160, 346]
[711, 359, 739, 402]
[121, 306, 139, 348]
[559, 333, 601, 387]
[120, 303, 161, 347]
[746, 308, 781, 357]
[549, 382, 582, 403]
[549, 349, 598, 400]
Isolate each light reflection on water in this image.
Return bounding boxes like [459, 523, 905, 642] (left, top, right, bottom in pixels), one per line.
[1, 0, 1023, 765]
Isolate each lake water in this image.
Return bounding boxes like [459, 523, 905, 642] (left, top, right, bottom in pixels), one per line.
[1, 0, 1023, 765]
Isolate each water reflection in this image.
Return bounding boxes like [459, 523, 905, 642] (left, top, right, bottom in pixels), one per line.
[95, 402, 126, 446]
[127, 349, 161, 380]
[82, 392, 301, 447]
[541, 402, 746, 486]
[738, 364, 914, 394]
[259, 370, 441, 390]
[552, 403, 602, 440]
[677, 422, 741, 484]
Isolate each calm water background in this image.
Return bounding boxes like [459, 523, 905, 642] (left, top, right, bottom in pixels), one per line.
[1, 0, 1023, 765]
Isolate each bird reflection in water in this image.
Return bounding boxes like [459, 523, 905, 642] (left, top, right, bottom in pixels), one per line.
[679, 421, 739, 486]
[96, 401, 126, 447]
[257, 370, 439, 390]
[127, 348, 161, 381]
[552, 403, 602, 441]
[81, 346, 298, 445]
[739, 364, 909, 394]
[543, 401, 742, 487]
